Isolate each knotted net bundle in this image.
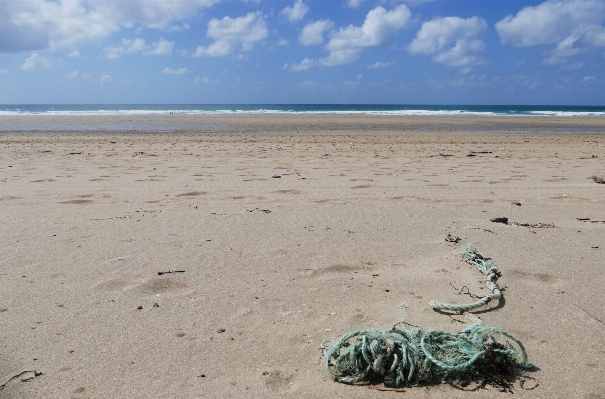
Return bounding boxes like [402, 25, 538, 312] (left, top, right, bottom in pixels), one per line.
[322, 318, 532, 388]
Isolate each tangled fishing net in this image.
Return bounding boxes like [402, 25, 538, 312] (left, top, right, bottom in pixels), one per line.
[321, 244, 533, 389]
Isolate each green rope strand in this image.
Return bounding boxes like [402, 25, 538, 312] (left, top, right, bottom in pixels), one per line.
[430, 244, 502, 313]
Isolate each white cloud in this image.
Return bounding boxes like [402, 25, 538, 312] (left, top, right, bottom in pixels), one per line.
[162, 67, 188, 74]
[326, 6, 411, 51]
[496, 0, 605, 63]
[168, 23, 190, 32]
[194, 76, 210, 83]
[104, 38, 146, 59]
[299, 20, 333, 46]
[280, 0, 309, 22]
[0, 0, 220, 54]
[104, 37, 173, 58]
[21, 52, 51, 71]
[193, 12, 268, 57]
[319, 49, 362, 66]
[347, 0, 364, 8]
[542, 56, 564, 65]
[68, 50, 79, 57]
[496, 0, 605, 47]
[321, 5, 411, 66]
[431, 39, 485, 66]
[399, 0, 434, 5]
[0, 68, 9, 74]
[567, 61, 585, 70]
[366, 60, 396, 68]
[66, 70, 91, 79]
[583, 75, 595, 82]
[284, 58, 314, 71]
[146, 38, 174, 55]
[100, 73, 112, 83]
[278, 38, 289, 46]
[408, 16, 487, 67]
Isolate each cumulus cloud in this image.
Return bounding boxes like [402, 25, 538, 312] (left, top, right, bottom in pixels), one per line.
[284, 58, 314, 71]
[496, 0, 604, 46]
[194, 76, 210, 83]
[66, 70, 92, 79]
[104, 38, 146, 59]
[399, 0, 434, 5]
[162, 67, 188, 74]
[68, 50, 79, 57]
[347, 0, 364, 8]
[408, 16, 487, 67]
[366, 60, 396, 68]
[104, 37, 173, 59]
[0, 68, 9, 74]
[326, 6, 411, 51]
[146, 38, 174, 55]
[299, 20, 333, 46]
[21, 52, 51, 71]
[0, 0, 219, 54]
[280, 0, 309, 22]
[100, 73, 112, 83]
[496, 0, 605, 63]
[193, 12, 267, 57]
[167, 23, 190, 32]
[319, 49, 362, 66]
[320, 5, 411, 66]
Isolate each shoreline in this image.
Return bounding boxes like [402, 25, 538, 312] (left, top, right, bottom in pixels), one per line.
[2, 114, 605, 133]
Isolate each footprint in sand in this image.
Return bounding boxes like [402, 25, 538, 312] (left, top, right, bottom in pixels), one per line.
[95, 277, 194, 297]
[94, 279, 134, 292]
[305, 263, 370, 276]
[131, 277, 193, 297]
[508, 270, 561, 284]
[272, 190, 301, 194]
[263, 370, 297, 391]
[176, 191, 206, 197]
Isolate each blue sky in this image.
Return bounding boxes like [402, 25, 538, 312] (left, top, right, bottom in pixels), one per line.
[0, 0, 604, 104]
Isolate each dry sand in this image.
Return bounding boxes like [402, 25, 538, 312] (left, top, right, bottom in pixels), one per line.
[1, 115, 604, 398]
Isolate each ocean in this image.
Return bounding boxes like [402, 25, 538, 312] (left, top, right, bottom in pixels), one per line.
[2, 104, 605, 132]
[2, 104, 605, 116]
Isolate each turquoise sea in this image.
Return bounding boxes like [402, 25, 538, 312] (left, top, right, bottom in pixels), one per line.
[2, 104, 605, 132]
[2, 104, 605, 116]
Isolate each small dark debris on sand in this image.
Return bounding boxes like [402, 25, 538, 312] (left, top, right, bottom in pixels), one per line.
[509, 222, 556, 228]
[446, 234, 461, 243]
[591, 175, 605, 184]
[490, 217, 509, 224]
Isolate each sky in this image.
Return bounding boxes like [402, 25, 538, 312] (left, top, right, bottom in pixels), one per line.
[0, 0, 604, 105]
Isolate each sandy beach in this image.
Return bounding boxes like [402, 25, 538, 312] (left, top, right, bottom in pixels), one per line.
[1, 115, 604, 398]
